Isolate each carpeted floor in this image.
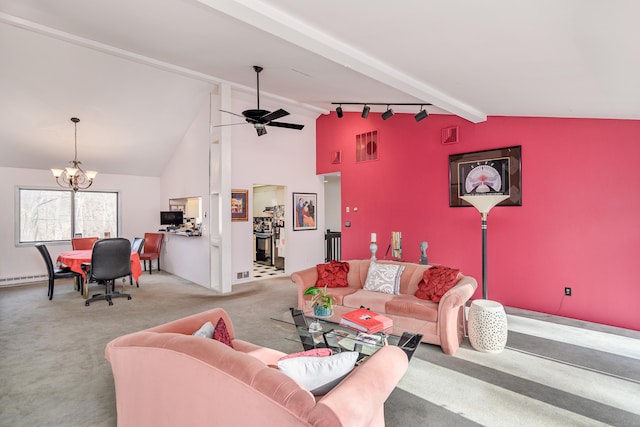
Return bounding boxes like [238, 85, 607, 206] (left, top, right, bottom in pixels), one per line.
[1, 273, 638, 426]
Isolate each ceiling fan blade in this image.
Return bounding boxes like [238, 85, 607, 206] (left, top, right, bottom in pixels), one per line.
[261, 108, 289, 123]
[212, 122, 249, 128]
[267, 121, 305, 130]
[220, 109, 245, 119]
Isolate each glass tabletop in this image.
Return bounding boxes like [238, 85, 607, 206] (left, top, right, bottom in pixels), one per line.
[274, 308, 422, 362]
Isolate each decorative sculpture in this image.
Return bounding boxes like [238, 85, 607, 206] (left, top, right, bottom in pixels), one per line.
[419, 241, 429, 265]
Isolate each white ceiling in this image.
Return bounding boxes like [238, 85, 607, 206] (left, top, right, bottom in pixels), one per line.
[1, 0, 638, 177]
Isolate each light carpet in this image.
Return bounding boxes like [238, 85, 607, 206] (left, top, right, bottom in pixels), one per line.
[1, 272, 638, 426]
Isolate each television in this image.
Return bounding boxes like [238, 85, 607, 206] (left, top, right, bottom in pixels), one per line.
[160, 210, 183, 226]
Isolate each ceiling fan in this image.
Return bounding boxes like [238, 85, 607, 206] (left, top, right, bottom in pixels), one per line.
[217, 65, 304, 136]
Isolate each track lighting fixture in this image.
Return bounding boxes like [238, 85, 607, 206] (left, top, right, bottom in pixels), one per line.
[331, 102, 432, 122]
[414, 106, 429, 122]
[381, 105, 394, 120]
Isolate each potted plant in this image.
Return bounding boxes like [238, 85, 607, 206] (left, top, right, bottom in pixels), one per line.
[303, 285, 334, 317]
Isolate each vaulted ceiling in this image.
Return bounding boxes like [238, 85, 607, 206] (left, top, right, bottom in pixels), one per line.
[1, 0, 638, 176]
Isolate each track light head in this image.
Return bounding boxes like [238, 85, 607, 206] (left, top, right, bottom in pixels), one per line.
[361, 105, 370, 119]
[336, 105, 343, 118]
[414, 106, 429, 122]
[381, 106, 394, 120]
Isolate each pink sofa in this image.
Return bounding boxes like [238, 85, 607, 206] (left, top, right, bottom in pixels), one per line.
[105, 308, 408, 427]
[291, 260, 478, 355]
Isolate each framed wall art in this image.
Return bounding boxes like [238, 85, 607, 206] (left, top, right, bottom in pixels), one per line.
[449, 146, 522, 207]
[293, 192, 317, 231]
[231, 189, 249, 221]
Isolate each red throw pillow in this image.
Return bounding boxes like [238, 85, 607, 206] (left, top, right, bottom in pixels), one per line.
[315, 260, 350, 288]
[278, 348, 333, 361]
[213, 317, 234, 348]
[415, 266, 460, 302]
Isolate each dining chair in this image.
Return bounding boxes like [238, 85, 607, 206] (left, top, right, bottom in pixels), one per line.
[129, 237, 145, 286]
[71, 237, 99, 250]
[35, 243, 83, 300]
[140, 233, 164, 274]
[84, 238, 132, 306]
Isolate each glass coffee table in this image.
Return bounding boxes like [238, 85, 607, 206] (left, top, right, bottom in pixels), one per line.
[282, 308, 422, 364]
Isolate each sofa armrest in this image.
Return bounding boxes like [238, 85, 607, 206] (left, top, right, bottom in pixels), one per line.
[290, 266, 318, 309]
[307, 346, 408, 427]
[436, 275, 478, 355]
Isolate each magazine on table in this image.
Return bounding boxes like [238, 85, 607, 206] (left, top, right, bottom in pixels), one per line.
[339, 307, 393, 333]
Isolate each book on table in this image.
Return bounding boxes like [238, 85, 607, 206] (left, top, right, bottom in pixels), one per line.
[339, 308, 393, 333]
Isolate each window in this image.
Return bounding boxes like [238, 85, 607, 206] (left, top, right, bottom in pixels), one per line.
[18, 188, 119, 244]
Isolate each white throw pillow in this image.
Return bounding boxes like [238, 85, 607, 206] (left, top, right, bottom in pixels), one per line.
[277, 351, 358, 395]
[192, 321, 214, 339]
[363, 262, 405, 295]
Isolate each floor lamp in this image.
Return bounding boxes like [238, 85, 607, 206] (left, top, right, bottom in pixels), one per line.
[460, 195, 508, 299]
[461, 194, 509, 353]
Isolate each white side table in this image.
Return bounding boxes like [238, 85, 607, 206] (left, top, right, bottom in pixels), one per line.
[468, 299, 508, 353]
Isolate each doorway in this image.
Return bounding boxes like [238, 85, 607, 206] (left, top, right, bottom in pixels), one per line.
[252, 184, 286, 280]
[323, 174, 342, 261]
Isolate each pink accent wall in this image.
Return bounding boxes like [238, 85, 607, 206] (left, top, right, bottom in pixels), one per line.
[317, 112, 640, 331]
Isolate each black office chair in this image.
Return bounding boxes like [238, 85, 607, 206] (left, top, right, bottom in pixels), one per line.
[129, 237, 145, 287]
[85, 238, 133, 306]
[35, 243, 82, 300]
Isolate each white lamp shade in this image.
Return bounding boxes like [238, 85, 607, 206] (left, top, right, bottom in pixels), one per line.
[460, 195, 509, 214]
[86, 171, 98, 180]
[51, 168, 64, 178]
[65, 167, 78, 177]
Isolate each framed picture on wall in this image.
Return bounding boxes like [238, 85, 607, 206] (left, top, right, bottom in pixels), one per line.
[293, 192, 317, 231]
[449, 146, 522, 207]
[231, 189, 249, 221]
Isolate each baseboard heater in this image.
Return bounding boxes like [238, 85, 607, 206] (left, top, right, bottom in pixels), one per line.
[0, 274, 47, 287]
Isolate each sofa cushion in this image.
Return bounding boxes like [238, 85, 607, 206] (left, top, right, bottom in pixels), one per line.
[385, 295, 438, 322]
[277, 351, 359, 395]
[342, 289, 396, 313]
[363, 261, 405, 295]
[321, 286, 359, 306]
[192, 321, 214, 339]
[213, 317, 234, 348]
[415, 266, 461, 302]
[316, 260, 350, 288]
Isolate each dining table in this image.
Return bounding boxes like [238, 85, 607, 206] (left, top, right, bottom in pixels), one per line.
[57, 249, 142, 298]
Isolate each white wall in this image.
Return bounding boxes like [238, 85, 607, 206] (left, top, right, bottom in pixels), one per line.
[160, 96, 211, 286]
[229, 90, 325, 282]
[0, 166, 159, 284]
[253, 185, 285, 216]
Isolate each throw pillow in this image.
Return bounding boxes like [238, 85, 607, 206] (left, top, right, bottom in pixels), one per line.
[415, 265, 460, 302]
[278, 348, 333, 362]
[192, 321, 214, 339]
[315, 260, 350, 288]
[277, 351, 358, 395]
[363, 261, 405, 295]
[213, 317, 234, 348]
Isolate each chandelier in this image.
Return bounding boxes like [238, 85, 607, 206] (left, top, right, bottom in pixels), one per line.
[51, 117, 97, 192]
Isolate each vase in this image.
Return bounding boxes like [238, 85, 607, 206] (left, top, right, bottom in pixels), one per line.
[313, 305, 332, 318]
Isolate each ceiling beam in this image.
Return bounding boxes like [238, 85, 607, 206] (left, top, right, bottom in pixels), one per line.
[200, 0, 487, 123]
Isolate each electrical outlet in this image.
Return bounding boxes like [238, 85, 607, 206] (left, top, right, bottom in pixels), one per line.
[243, 271, 249, 278]
[236, 272, 243, 279]
[564, 287, 572, 296]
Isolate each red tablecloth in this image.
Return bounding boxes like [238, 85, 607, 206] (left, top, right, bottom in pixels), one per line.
[57, 249, 142, 282]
